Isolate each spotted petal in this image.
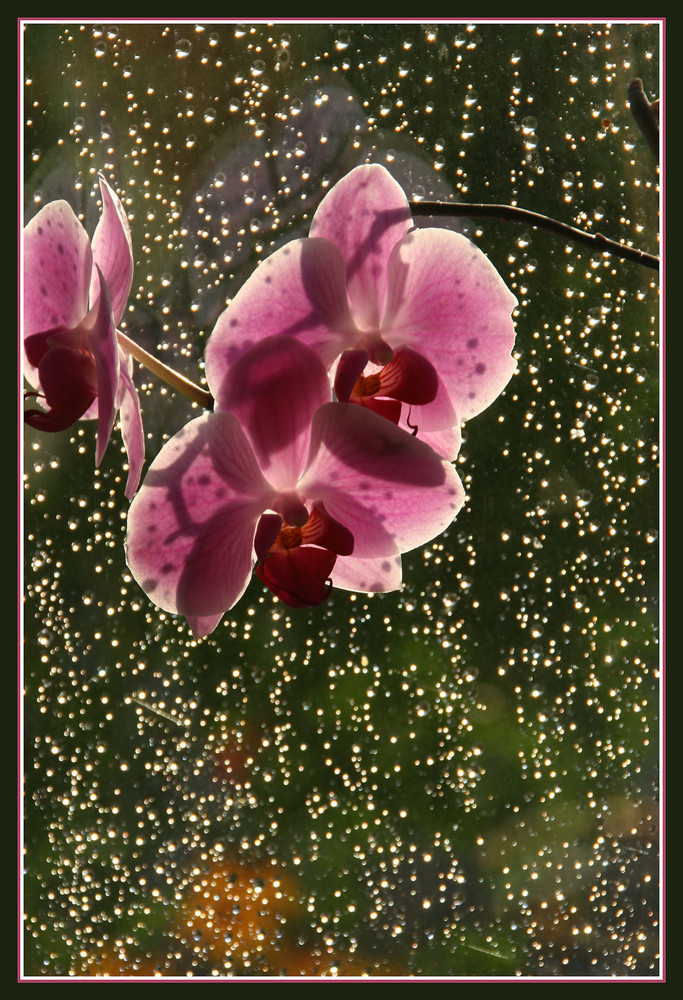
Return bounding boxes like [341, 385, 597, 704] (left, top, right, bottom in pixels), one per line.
[382, 228, 518, 422]
[23, 200, 93, 385]
[205, 236, 355, 383]
[300, 402, 464, 559]
[126, 411, 275, 632]
[331, 554, 403, 594]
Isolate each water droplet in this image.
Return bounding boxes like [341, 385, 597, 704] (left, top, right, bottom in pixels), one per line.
[175, 39, 192, 59]
[335, 30, 350, 51]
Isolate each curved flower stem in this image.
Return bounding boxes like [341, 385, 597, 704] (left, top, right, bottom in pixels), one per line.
[410, 201, 659, 271]
[628, 78, 659, 163]
[116, 330, 214, 410]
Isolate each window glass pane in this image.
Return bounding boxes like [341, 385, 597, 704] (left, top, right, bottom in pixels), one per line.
[22, 20, 661, 980]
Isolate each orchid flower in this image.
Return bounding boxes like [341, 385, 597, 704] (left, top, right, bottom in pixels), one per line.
[205, 163, 517, 460]
[23, 174, 144, 498]
[126, 336, 464, 638]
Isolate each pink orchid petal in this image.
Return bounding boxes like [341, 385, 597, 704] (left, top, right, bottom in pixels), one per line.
[126, 411, 275, 624]
[397, 416, 462, 463]
[300, 403, 464, 558]
[215, 335, 333, 491]
[24, 344, 97, 431]
[175, 502, 265, 619]
[116, 350, 145, 498]
[331, 553, 403, 594]
[186, 612, 225, 639]
[205, 236, 355, 385]
[87, 268, 120, 467]
[310, 164, 411, 330]
[23, 200, 93, 385]
[334, 348, 370, 402]
[382, 228, 517, 421]
[91, 175, 134, 326]
[256, 546, 337, 608]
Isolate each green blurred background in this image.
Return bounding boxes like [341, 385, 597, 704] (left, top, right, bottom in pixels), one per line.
[22, 20, 660, 978]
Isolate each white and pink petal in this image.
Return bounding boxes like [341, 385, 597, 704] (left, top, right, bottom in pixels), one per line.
[23, 200, 93, 383]
[216, 336, 334, 491]
[382, 227, 517, 422]
[116, 350, 145, 499]
[331, 554, 403, 594]
[205, 236, 355, 389]
[310, 164, 411, 330]
[126, 411, 274, 622]
[87, 268, 120, 468]
[300, 402, 464, 559]
[91, 175, 134, 326]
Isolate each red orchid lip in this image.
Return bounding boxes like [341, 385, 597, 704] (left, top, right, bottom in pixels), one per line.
[24, 340, 98, 432]
[350, 345, 439, 407]
[254, 503, 355, 608]
[255, 546, 337, 609]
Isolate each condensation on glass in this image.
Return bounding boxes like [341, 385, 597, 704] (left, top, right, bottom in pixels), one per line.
[22, 20, 660, 980]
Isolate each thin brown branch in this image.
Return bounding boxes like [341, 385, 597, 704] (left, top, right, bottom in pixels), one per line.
[410, 201, 659, 271]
